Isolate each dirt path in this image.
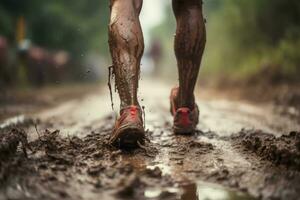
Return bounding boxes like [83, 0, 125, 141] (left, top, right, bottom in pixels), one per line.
[0, 80, 300, 200]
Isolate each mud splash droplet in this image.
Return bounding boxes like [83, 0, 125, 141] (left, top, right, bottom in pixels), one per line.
[146, 164, 171, 176]
[107, 65, 114, 110]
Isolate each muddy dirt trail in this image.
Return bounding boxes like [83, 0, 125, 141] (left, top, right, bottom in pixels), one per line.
[0, 80, 300, 200]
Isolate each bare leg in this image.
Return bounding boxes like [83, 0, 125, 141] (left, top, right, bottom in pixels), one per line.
[172, 0, 206, 109]
[108, 0, 145, 148]
[108, 0, 144, 110]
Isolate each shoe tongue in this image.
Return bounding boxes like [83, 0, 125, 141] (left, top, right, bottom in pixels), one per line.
[130, 106, 138, 115]
[177, 108, 191, 126]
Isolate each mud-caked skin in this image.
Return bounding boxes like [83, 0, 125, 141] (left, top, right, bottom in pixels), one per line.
[108, 0, 144, 109]
[109, 105, 145, 148]
[170, 87, 199, 134]
[173, 0, 206, 109]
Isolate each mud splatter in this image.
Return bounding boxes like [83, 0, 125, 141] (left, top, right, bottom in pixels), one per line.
[0, 128, 29, 160]
[107, 65, 115, 111]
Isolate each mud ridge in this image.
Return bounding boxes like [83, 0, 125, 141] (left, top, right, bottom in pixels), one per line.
[231, 129, 300, 170]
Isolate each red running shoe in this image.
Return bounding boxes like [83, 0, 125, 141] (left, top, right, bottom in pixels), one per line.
[170, 87, 199, 134]
[109, 105, 145, 149]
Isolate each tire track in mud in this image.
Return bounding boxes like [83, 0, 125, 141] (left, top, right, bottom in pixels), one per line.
[0, 80, 300, 200]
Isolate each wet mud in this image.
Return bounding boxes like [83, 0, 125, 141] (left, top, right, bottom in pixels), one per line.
[0, 126, 249, 199]
[1, 119, 299, 200]
[1, 81, 300, 200]
[0, 123, 161, 200]
[275, 91, 300, 122]
[231, 130, 300, 170]
[0, 84, 101, 122]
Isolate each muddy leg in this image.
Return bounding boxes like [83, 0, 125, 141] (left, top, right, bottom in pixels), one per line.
[172, 0, 206, 108]
[108, 0, 144, 110]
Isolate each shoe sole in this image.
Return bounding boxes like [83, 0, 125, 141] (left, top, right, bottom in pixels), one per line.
[110, 126, 145, 149]
[173, 126, 195, 135]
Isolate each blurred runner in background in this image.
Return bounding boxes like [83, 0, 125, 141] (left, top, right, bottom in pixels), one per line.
[148, 38, 163, 75]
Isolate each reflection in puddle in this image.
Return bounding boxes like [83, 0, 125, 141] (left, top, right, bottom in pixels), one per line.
[144, 187, 179, 198]
[181, 181, 256, 200]
[144, 182, 256, 200]
[144, 188, 162, 198]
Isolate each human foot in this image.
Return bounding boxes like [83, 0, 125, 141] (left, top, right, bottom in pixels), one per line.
[170, 87, 199, 134]
[109, 105, 145, 149]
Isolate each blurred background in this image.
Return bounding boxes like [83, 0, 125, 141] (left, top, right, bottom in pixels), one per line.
[0, 0, 299, 103]
[1, 0, 300, 87]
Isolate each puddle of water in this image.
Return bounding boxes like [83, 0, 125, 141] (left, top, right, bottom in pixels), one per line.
[144, 181, 256, 200]
[144, 188, 162, 198]
[181, 181, 256, 200]
[144, 187, 180, 198]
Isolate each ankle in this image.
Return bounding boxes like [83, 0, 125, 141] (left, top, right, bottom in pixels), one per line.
[120, 102, 140, 111]
[120, 104, 141, 115]
[179, 103, 195, 110]
[178, 96, 195, 110]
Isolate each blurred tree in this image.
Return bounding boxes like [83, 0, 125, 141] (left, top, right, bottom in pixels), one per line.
[149, 0, 300, 83]
[202, 0, 300, 82]
[0, 0, 110, 55]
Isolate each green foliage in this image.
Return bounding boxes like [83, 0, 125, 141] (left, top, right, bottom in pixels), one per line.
[0, 5, 14, 41]
[0, 0, 110, 56]
[201, 0, 300, 82]
[152, 0, 300, 82]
